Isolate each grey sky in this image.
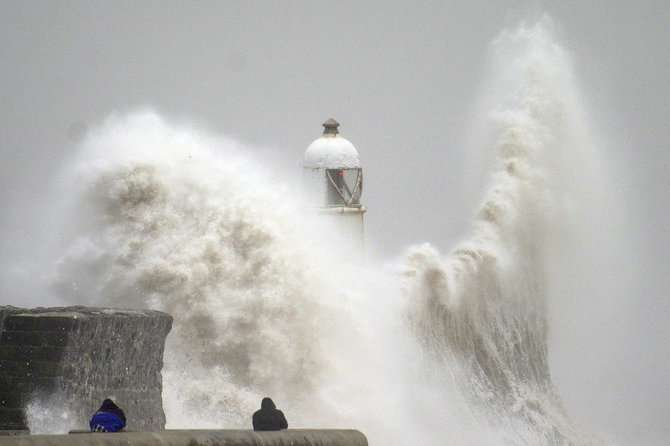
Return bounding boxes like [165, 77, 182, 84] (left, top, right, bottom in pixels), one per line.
[1, 1, 669, 444]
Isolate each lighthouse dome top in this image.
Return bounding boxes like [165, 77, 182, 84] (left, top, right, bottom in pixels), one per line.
[303, 118, 360, 169]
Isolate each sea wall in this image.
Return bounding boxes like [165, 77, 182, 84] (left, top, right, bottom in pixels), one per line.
[0, 306, 172, 433]
[0, 429, 368, 446]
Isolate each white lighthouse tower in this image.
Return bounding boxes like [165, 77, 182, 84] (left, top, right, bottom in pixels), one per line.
[303, 118, 366, 252]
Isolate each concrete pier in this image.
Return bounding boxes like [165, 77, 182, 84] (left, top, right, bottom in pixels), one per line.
[0, 429, 368, 446]
[0, 306, 172, 433]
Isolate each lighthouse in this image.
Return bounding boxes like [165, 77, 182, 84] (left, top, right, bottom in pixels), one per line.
[303, 118, 366, 252]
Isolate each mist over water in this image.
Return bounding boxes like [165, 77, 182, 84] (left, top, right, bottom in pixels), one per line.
[27, 17, 615, 445]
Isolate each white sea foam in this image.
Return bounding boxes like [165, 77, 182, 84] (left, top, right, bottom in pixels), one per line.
[402, 16, 609, 445]
[40, 16, 614, 446]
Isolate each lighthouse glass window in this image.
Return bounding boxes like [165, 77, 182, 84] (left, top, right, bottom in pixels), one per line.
[326, 168, 362, 206]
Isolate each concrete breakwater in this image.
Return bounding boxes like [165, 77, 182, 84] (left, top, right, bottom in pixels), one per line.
[0, 429, 368, 445]
[0, 306, 172, 433]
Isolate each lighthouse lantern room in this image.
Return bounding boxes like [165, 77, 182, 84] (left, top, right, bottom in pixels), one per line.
[303, 118, 366, 251]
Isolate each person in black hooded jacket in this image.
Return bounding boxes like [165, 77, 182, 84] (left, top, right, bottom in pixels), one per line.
[252, 397, 288, 431]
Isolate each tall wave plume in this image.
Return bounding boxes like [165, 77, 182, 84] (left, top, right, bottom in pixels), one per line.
[48, 110, 356, 427]
[46, 108, 418, 443]
[403, 16, 605, 445]
[42, 15, 609, 446]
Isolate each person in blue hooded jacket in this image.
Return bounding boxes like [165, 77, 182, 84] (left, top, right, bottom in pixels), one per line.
[89, 398, 126, 432]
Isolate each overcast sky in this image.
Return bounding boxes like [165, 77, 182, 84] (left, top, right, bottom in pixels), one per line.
[1, 1, 669, 444]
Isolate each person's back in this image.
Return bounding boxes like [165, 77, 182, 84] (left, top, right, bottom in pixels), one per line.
[89, 398, 126, 433]
[252, 397, 288, 431]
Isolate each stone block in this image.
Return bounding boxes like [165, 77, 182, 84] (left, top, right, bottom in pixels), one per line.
[0, 346, 65, 362]
[0, 331, 69, 347]
[0, 361, 60, 378]
[3, 316, 77, 332]
[0, 393, 27, 408]
[0, 408, 24, 424]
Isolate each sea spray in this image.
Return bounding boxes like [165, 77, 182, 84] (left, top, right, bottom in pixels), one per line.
[45, 111, 424, 443]
[403, 17, 604, 445]
[38, 16, 610, 446]
[49, 111, 334, 424]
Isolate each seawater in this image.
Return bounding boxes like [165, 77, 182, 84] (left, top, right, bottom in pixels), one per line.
[29, 16, 611, 445]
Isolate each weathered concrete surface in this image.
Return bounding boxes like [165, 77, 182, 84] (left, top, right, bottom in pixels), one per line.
[0, 429, 368, 446]
[0, 306, 172, 433]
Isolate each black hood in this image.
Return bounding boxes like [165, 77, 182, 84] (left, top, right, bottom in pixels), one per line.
[97, 398, 126, 426]
[99, 399, 119, 412]
[261, 397, 276, 410]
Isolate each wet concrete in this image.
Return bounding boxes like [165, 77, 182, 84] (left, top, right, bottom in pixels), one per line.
[0, 429, 368, 445]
